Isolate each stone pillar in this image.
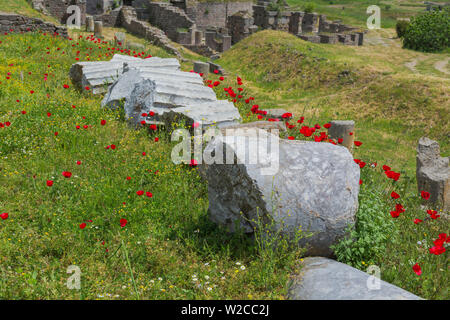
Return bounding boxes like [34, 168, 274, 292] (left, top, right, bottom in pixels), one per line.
[194, 30, 203, 45]
[94, 21, 103, 38]
[328, 120, 355, 151]
[115, 32, 126, 46]
[86, 16, 94, 32]
[416, 137, 449, 210]
[193, 61, 209, 76]
[221, 35, 232, 52]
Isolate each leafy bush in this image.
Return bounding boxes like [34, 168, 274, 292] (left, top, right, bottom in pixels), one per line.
[402, 9, 450, 52]
[331, 171, 397, 270]
[302, 2, 316, 13]
[396, 20, 410, 38]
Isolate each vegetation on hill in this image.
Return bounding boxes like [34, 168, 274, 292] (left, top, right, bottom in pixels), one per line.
[0, 31, 304, 299]
[402, 9, 450, 52]
[216, 30, 449, 175]
[287, 0, 430, 28]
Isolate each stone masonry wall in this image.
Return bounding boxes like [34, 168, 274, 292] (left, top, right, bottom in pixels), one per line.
[185, 1, 254, 29]
[133, 0, 195, 42]
[0, 11, 69, 37]
[36, 0, 87, 24]
[119, 6, 182, 57]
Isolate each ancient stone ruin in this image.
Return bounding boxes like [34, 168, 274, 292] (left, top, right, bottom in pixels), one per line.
[416, 137, 449, 210]
[29, 0, 365, 58]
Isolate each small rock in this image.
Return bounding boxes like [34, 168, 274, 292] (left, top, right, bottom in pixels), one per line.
[287, 257, 423, 300]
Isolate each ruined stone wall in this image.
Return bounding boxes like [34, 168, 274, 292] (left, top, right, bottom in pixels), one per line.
[120, 6, 182, 57]
[92, 8, 122, 26]
[0, 11, 68, 37]
[37, 0, 87, 24]
[185, 1, 254, 28]
[227, 11, 257, 44]
[133, 0, 194, 42]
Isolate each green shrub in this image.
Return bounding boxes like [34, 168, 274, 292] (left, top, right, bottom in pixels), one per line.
[302, 2, 316, 14]
[402, 9, 450, 52]
[396, 20, 410, 38]
[331, 171, 397, 270]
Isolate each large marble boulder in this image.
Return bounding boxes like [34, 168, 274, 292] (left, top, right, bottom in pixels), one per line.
[204, 129, 360, 256]
[69, 54, 180, 94]
[287, 257, 422, 300]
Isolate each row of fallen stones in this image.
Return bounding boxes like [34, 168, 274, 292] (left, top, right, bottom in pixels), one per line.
[69, 54, 423, 299]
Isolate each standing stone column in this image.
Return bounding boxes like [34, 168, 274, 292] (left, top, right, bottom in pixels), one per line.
[194, 30, 203, 45]
[416, 137, 449, 210]
[328, 120, 355, 151]
[94, 21, 103, 38]
[193, 61, 209, 77]
[86, 16, 94, 32]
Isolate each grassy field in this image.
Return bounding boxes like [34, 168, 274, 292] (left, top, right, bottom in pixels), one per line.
[286, 0, 429, 28]
[0, 1, 448, 300]
[0, 32, 306, 299]
[216, 30, 449, 176]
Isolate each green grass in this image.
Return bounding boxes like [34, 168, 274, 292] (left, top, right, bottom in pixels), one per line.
[216, 30, 449, 176]
[0, 0, 59, 23]
[286, 0, 428, 28]
[0, 32, 304, 299]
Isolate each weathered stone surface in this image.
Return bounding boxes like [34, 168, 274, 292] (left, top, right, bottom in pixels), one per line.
[416, 137, 449, 210]
[193, 61, 210, 76]
[287, 257, 422, 300]
[94, 20, 103, 38]
[328, 120, 355, 151]
[70, 54, 180, 94]
[102, 68, 221, 125]
[115, 32, 126, 45]
[155, 100, 242, 129]
[220, 121, 287, 133]
[263, 108, 293, 120]
[205, 131, 360, 256]
[86, 16, 94, 32]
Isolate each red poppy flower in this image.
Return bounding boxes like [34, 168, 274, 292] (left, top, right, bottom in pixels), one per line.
[85, 86, 90, 91]
[120, 218, 128, 228]
[282, 113, 292, 119]
[62, 171, 72, 178]
[76, 161, 81, 165]
[359, 161, 366, 169]
[338, 138, 343, 144]
[46, 180, 54, 187]
[324, 123, 331, 129]
[429, 245, 445, 255]
[414, 218, 423, 224]
[420, 191, 430, 200]
[154, 137, 159, 142]
[136, 190, 144, 196]
[391, 191, 400, 199]
[427, 209, 440, 220]
[359, 179, 363, 185]
[390, 210, 400, 218]
[63, 84, 69, 89]
[54, 132, 58, 136]
[0, 212, 8, 220]
[146, 192, 153, 198]
[382, 165, 391, 171]
[412, 263, 422, 276]
[354, 141, 362, 147]
[288, 136, 295, 140]
[110, 144, 116, 150]
[190, 159, 198, 167]
[79, 223, 86, 229]
[100, 119, 106, 125]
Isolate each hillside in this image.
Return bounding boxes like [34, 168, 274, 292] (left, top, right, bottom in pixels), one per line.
[216, 29, 449, 175]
